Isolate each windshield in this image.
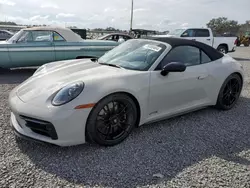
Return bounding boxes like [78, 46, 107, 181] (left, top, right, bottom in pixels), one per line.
[168, 29, 186, 36]
[7, 30, 24, 43]
[98, 39, 166, 71]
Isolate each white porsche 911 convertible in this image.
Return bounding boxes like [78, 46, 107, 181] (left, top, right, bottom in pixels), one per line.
[9, 37, 244, 147]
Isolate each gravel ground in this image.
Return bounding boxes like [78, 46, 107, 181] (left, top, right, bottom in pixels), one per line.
[0, 47, 250, 188]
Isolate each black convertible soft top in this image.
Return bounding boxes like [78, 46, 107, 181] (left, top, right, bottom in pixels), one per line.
[149, 37, 224, 61]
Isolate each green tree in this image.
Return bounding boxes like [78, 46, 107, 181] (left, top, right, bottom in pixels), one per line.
[206, 17, 241, 35]
[0, 21, 17, 25]
[239, 20, 250, 36]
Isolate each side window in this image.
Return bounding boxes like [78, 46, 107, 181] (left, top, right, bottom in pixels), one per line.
[201, 50, 212, 64]
[18, 31, 52, 43]
[32, 31, 52, 42]
[17, 31, 33, 43]
[181, 29, 195, 37]
[53, 32, 65, 41]
[159, 46, 201, 68]
[195, 29, 210, 37]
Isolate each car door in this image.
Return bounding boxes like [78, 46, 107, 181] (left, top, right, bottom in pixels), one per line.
[147, 45, 211, 121]
[52, 31, 68, 61]
[8, 30, 55, 67]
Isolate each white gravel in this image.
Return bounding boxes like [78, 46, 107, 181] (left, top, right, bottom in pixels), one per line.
[0, 47, 250, 188]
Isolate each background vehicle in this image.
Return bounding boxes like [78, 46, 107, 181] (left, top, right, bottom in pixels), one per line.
[9, 38, 244, 146]
[0, 27, 118, 69]
[0, 30, 13, 41]
[98, 33, 133, 42]
[236, 33, 250, 47]
[165, 28, 237, 54]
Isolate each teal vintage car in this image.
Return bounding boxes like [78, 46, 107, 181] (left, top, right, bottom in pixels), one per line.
[0, 27, 119, 69]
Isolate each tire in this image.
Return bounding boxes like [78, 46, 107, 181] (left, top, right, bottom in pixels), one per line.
[86, 93, 138, 146]
[215, 74, 242, 110]
[244, 42, 249, 47]
[217, 45, 228, 54]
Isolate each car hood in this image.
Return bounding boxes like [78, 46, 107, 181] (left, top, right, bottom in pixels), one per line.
[16, 59, 129, 103]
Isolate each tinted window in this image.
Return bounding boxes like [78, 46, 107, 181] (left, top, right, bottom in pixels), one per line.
[181, 29, 195, 37]
[160, 46, 201, 68]
[195, 29, 210, 37]
[201, 51, 212, 64]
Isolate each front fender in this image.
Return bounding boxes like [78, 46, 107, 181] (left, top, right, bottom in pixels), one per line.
[72, 73, 151, 125]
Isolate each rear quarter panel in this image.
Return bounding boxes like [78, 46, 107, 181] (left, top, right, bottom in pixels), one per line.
[213, 37, 237, 51]
[203, 55, 243, 104]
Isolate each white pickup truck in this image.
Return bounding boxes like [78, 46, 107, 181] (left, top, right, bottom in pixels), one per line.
[163, 28, 237, 54]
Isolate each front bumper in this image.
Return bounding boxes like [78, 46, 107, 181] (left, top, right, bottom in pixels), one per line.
[9, 91, 92, 147]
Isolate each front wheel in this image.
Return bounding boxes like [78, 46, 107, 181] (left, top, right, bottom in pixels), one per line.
[86, 93, 138, 146]
[217, 45, 228, 54]
[215, 74, 242, 110]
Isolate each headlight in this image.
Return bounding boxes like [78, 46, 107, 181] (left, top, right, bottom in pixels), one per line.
[52, 81, 84, 106]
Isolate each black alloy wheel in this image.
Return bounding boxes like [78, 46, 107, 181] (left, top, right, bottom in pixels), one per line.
[86, 94, 137, 146]
[216, 74, 242, 110]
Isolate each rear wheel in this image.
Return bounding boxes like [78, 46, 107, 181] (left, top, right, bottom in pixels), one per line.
[215, 74, 242, 110]
[86, 93, 138, 146]
[217, 45, 228, 54]
[244, 41, 250, 47]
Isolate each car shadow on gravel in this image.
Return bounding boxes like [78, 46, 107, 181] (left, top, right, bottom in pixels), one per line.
[0, 68, 36, 84]
[16, 96, 250, 188]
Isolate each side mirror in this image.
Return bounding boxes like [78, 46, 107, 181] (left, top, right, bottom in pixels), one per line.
[161, 62, 186, 76]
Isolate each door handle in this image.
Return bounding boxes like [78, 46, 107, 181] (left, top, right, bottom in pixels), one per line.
[197, 75, 207, 80]
[207, 39, 211, 41]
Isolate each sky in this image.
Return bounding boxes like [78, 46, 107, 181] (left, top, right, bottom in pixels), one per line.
[0, 0, 249, 31]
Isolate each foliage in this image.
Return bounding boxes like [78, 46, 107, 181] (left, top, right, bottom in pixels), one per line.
[0, 21, 17, 25]
[238, 20, 250, 35]
[206, 17, 241, 35]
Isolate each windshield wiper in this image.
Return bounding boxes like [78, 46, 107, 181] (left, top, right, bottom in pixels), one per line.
[99, 62, 122, 69]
